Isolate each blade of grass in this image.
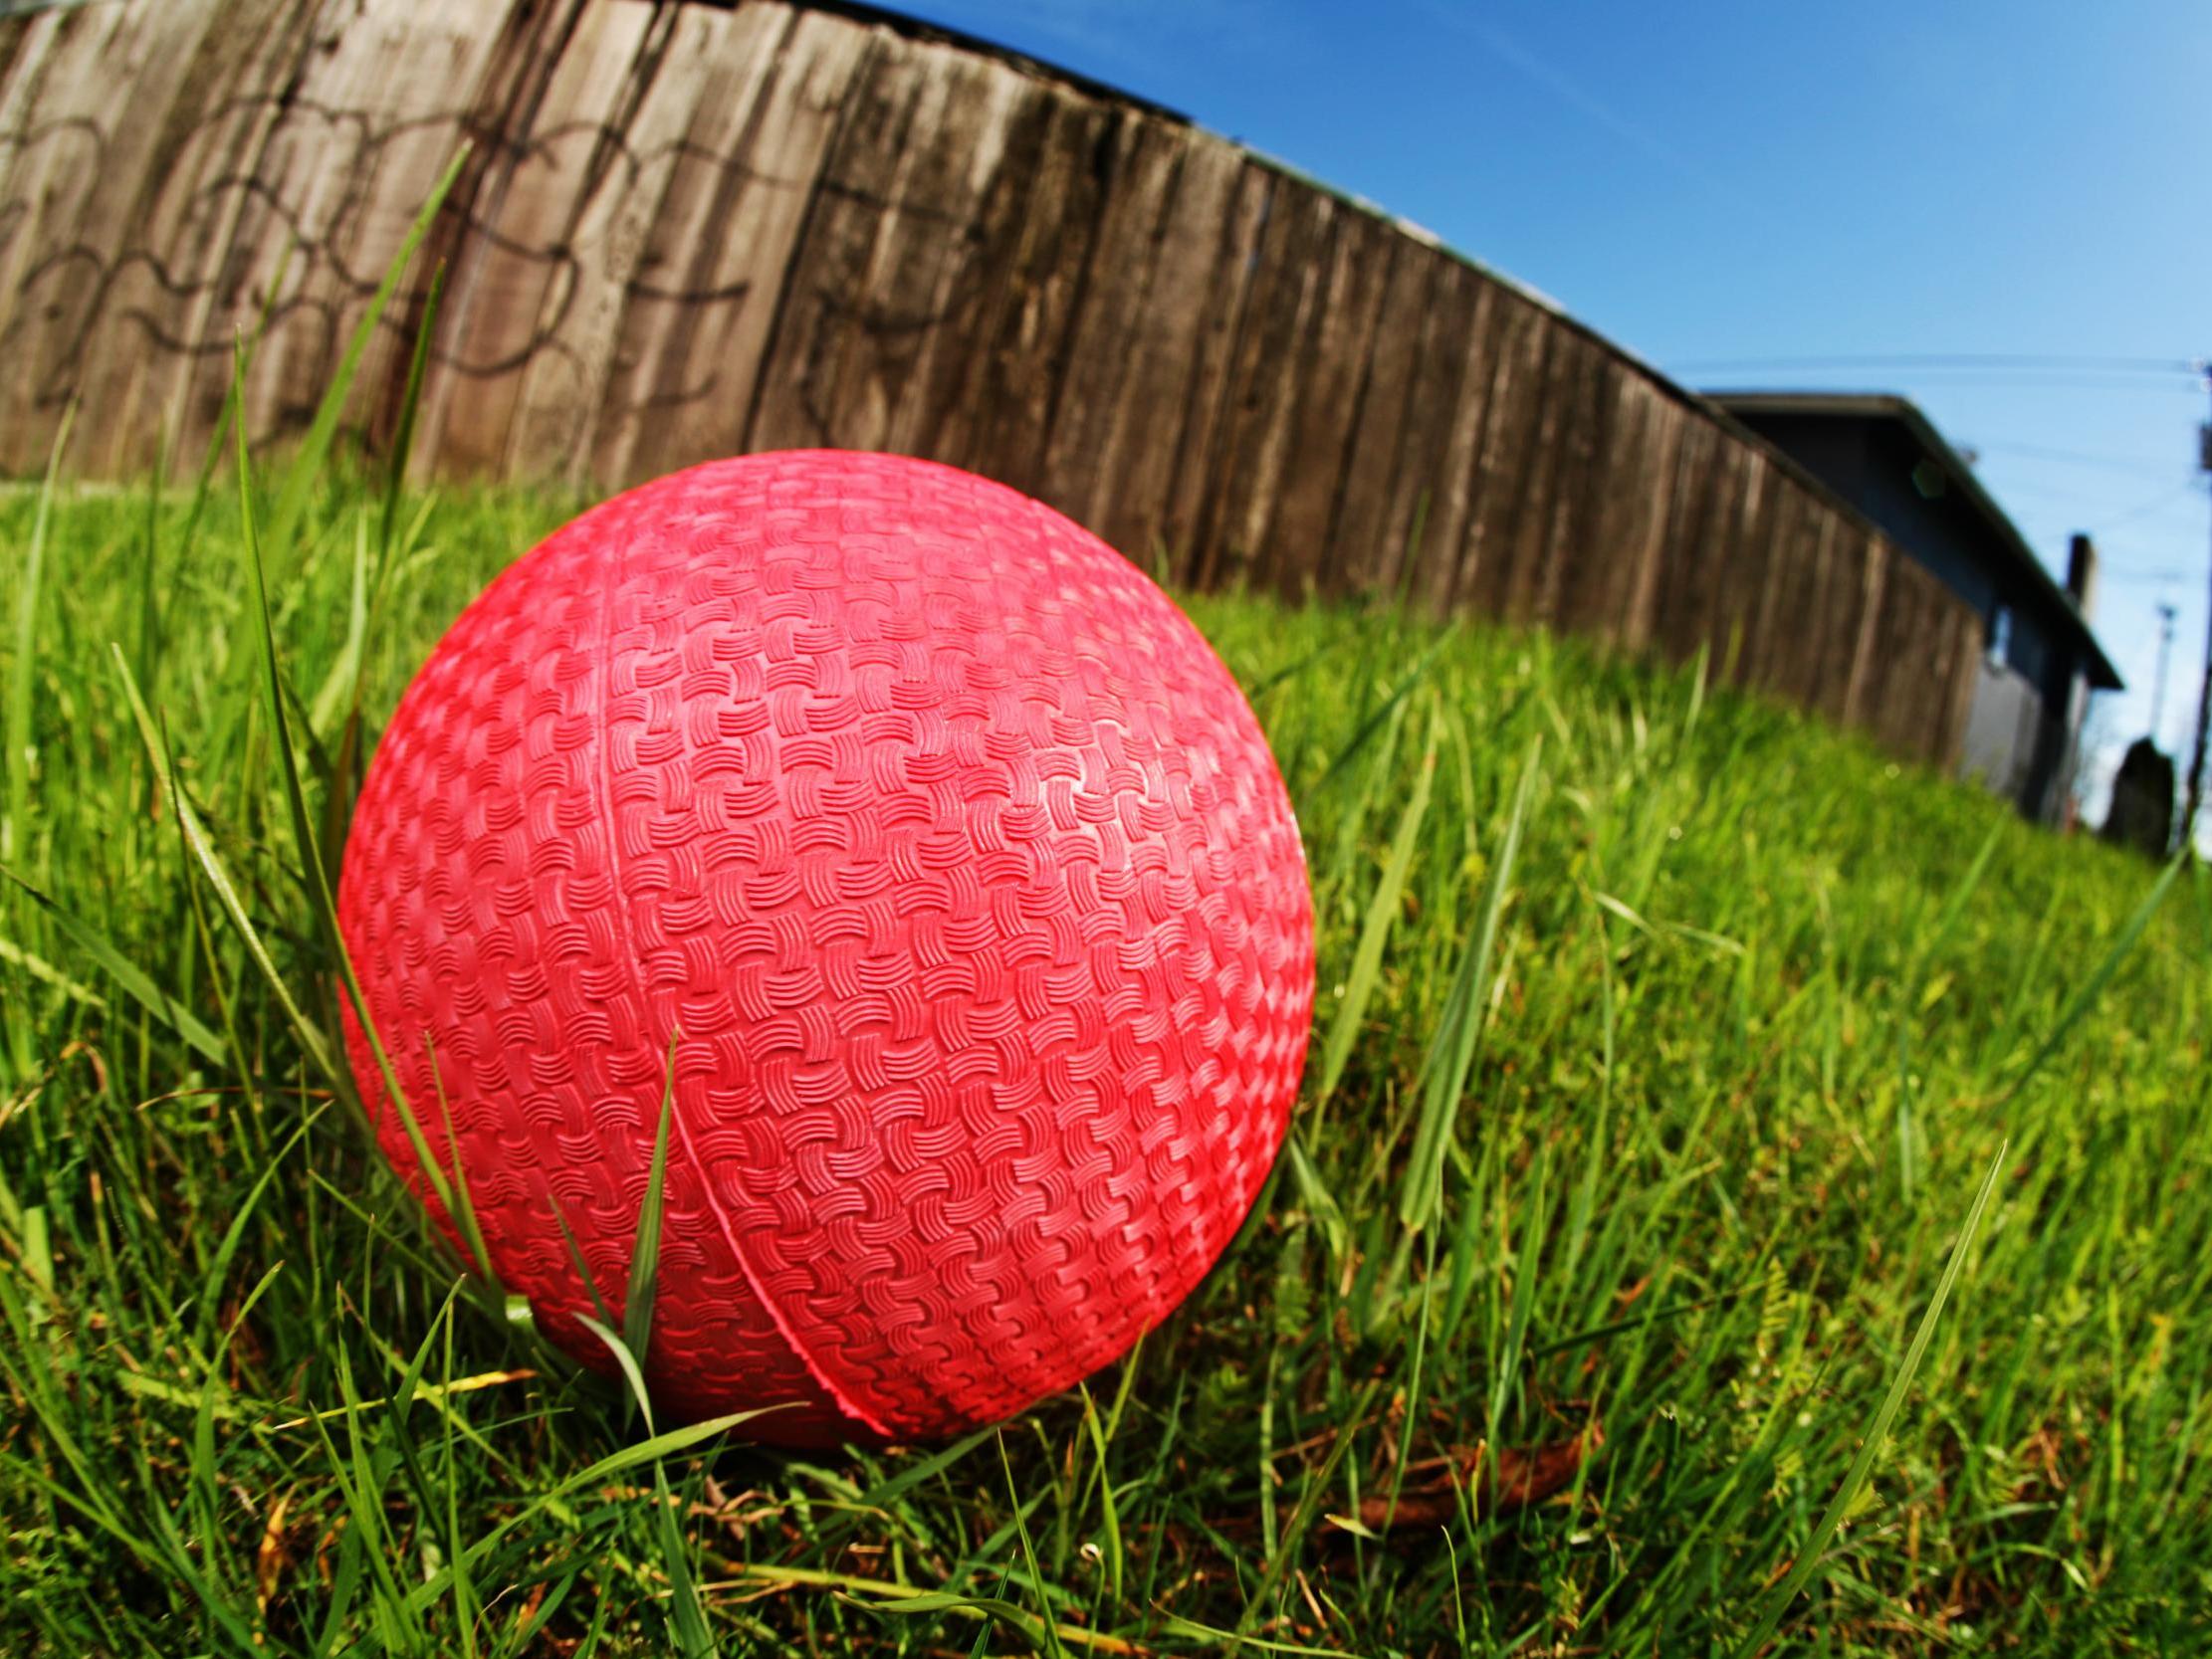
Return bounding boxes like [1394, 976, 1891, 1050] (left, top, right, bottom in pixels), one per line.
[547, 1188, 618, 1334]
[0, 868, 226, 1065]
[1240, 1378, 1382, 1634]
[1309, 699, 1440, 1133]
[379, 258, 445, 556]
[1078, 1384, 1125, 1603]
[1998, 854, 2185, 1106]
[1157, 1613, 1361, 1657]
[997, 1429, 1066, 1659]
[1399, 736, 1541, 1233]
[421, 1031, 494, 1282]
[263, 146, 469, 569]
[402, 1409, 771, 1617]
[654, 1455, 715, 1659]
[1312, 625, 1455, 794]
[223, 347, 481, 1264]
[574, 1314, 655, 1433]
[5, 400, 73, 869]
[624, 1030, 681, 1376]
[110, 647, 335, 1079]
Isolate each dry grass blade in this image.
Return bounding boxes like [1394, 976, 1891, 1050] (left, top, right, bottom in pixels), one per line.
[1349, 1420, 1604, 1533]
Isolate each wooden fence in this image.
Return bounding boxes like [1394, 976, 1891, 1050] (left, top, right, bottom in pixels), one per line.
[0, 0, 1984, 762]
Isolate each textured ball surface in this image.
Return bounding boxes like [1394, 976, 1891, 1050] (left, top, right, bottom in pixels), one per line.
[337, 451, 1314, 1445]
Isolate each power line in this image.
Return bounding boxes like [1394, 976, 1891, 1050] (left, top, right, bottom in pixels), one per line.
[2100, 566, 2191, 586]
[1674, 351, 2198, 376]
[2098, 482, 2204, 530]
[1700, 372, 2203, 400]
[2021, 483, 2198, 557]
[1968, 439, 2184, 481]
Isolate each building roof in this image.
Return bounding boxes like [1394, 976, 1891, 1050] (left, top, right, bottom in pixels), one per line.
[1706, 391, 2122, 691]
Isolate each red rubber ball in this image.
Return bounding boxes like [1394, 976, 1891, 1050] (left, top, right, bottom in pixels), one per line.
[337, 451, 1315, 1445]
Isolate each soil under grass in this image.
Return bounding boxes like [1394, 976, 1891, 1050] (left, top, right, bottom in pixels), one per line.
[1, 475, 2205, 1655]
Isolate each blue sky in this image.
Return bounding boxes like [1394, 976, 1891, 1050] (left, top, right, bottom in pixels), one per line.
[892, 0, 2212, 830]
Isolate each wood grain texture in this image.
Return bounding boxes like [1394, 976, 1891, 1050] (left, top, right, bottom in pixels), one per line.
[1188, 171, 1333, 592]
[0, 0, 1985, 765]
[1327, 235, 1437, 600]
[1264, 210, 1396, 601]
[1033, 110, 1187, 530]
[1373, 254, 1480, 611]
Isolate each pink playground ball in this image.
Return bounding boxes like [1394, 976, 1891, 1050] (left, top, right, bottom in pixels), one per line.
[336, 450, 1315, 1446]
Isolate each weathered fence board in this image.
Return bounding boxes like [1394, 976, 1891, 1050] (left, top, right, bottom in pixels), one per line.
[0, 0, 1990, 766]
[1145, 152, 1269, 584]
[1191, 173, 1336, 592]
[1454, 291, 1549, 622]
[1328, 236, 1436, 599]
[950, 86, 1116, 496]
[1416, 278, 1505, 616]
[432, 0, 656, 477]
[585, 1, 791, 483]
[504, 1, 733, 482]
[1527, 329, 1612, 633]
[1267, 211, 1397, 600]
[1033, 111, 1186, 529]
[1592, 369, 1671, 650]
[1372, 254, 1481, 609]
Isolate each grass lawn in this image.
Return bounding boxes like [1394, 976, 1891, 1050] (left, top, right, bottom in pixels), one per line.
[1, 461, 2205, 1656]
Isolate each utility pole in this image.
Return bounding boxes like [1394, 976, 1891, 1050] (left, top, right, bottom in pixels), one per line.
[2182, 362, 2212, 853]
[2150, 602, 2178, 740]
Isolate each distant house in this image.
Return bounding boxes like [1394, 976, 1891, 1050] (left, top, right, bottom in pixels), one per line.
[1708, 392, 2122, 823]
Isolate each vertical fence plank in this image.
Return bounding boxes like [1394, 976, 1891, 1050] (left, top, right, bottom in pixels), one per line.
[1327, 237, 1439, 597]
[269, 0, 557, 479]
[1260, 211, 1397, 601]
[1093, 138, 1260, 577]
[952, 85, 1117, 496]
[502, 3, 737, 483]
[1185, 170, 1333, 591]
[1612, 389, 1688, 651]
[1762, 483, 1834, 708]
[1033, 111, 1187, 528]
[1527, 331, 1613, 632]
[1840, 530, 1891, 729]
[1372, 255, 1480, 608]
[1869, 557, 1938, 755]
[1934, 604, 1985, 765]
[66, 0, 308, 476]
[426, 2, 654, 476]
[0, 1, 219, 469]
[816, 46, 1036, 465]
[1574, 368, 1662, 645]
[1652, 418, 1731, 664]
[759, 44, 1051, 466]
[1452, 290, 1548, 619]
[1420, 280, 1505, 615]
[599, 6, 867, 482]
[586, 2, 788, 482]
[1712, 451, 1780, 685]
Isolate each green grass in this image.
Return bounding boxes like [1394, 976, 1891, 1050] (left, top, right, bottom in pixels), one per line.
[2, 463, 2207, 1656]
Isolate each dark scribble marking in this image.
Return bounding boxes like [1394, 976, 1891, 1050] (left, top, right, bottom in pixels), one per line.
[0, 85, 832, 440]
